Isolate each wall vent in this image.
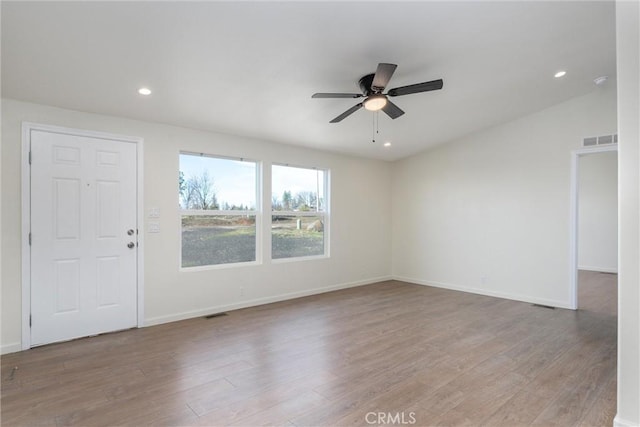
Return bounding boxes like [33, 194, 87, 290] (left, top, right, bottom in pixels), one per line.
[583, 134, 618, 147]
[204, 312, 228, 319]
[532, 304, 556, 310]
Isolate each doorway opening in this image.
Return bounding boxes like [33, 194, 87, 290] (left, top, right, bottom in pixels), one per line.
[569, 145, 618, 310]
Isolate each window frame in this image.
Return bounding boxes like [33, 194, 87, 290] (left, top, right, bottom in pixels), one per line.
[270, 162, 330, 262]
[179, 151, 262, 270]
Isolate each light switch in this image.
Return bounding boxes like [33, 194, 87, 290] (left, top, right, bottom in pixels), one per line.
[148, 207, 160, 218]
[148, 222, 160, 233]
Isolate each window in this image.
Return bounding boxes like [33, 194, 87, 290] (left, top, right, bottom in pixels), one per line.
[179, 153, 258, 268]
[271, 164, 328, 259]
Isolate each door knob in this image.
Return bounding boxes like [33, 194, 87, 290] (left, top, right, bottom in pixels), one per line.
[127, 229, 135, 236]
[127, 242, 135, 249]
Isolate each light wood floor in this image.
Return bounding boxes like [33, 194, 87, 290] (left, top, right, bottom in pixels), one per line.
[2, 271, 617, 426]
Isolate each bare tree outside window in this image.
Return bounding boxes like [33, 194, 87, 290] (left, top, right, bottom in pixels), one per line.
[181, 170, 218, 210]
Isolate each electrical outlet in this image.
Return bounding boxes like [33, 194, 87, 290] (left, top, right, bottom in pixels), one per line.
[240, 287, 245, 297]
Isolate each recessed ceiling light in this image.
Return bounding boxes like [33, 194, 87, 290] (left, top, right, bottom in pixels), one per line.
[138, 87, 152, 96]
[554, 71, 567, 78]
[383, 142, 392, 147]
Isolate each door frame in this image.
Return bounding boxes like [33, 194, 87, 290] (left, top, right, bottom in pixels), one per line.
[568, 144, 618, 310]
[21, 122, 145, 350]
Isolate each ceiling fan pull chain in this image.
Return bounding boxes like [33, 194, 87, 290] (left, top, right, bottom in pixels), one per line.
[372, 111, 380, 143]
[372, 112, 376, 143]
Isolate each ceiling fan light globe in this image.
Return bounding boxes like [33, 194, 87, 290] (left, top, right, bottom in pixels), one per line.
[363, 95, 387, 111]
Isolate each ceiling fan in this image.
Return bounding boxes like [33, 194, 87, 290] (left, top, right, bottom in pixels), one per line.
[312, 63, 443, 123]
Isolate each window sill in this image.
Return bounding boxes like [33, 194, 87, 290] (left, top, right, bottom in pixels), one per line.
[271, 254, 329, 264]
[179, 260, 260, 272]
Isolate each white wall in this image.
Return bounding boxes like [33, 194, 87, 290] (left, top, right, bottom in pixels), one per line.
[578, 151, 618, 273]
[1, 98, 392, 353]
[615, 1, 640, 425]
[391, 83, 617, 308]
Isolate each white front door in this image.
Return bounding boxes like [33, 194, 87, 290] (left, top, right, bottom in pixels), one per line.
[30, 129, 138, 346]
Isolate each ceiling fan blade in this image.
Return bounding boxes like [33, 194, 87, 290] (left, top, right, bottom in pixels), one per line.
[371, 63, 398, 92]
[312, 93, 363, 99]
[381, 100, 405, 119]
[330, 103, 363, 123]
[387, 79, 444, 97]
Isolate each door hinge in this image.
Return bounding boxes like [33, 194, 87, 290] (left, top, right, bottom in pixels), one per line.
[28, 232, 32, 245]
[28, 151, 32, 165]
[29, 314, 32, 327]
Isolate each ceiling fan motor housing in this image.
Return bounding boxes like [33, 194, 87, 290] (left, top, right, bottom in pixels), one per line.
[359, 73, 377, 95]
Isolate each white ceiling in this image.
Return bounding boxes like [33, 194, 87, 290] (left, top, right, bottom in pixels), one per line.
[1, 1, 616, 161]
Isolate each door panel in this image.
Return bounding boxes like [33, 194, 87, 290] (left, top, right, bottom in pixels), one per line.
[96, 180, 120, 238]
[54, 259, 80, 313]
[53, 178, 81, 239]
[30, 130, 137, 346]
[97, 256, 120, 307]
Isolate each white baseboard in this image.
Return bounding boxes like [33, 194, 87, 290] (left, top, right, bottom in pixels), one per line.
[578, 265, 618, 274]
[393, 275, 572, 309]
[145, 275, 393, 327]
[613, 414, 639, 427]
[1, 342, 23, 355]
[3, 274, 570, 353]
